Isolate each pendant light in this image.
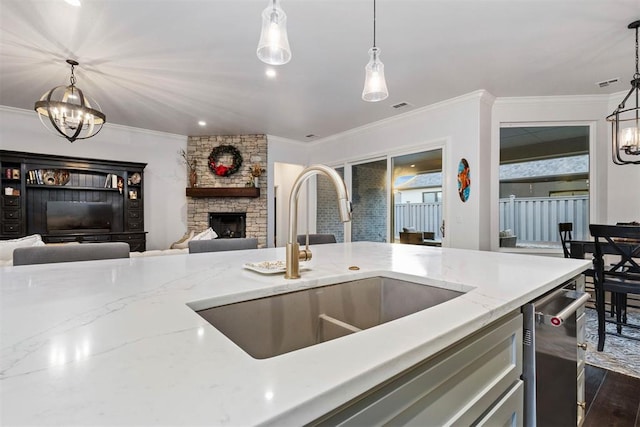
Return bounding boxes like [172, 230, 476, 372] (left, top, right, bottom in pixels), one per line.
[34, 59, 105, 143]
[362, 0, 389, 102]
[606, 20, 640, 165]
[257, 0, 291, 65]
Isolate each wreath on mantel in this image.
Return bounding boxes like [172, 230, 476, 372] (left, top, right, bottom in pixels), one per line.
[208, 145, 243, 177]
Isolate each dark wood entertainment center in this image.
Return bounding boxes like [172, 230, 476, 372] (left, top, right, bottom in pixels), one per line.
[1, 150, 147, 251]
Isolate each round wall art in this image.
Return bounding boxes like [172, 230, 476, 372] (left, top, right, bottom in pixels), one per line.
[208, 145, 243, 177]
[457, 158, 470, 202]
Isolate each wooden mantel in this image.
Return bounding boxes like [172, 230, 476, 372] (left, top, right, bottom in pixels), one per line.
[185, 187, 260, 198]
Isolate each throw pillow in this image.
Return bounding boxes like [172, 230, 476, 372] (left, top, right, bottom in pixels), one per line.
[0, 234, 45, 261]
[191, 227, 218, 241]
[170, 230, 195, 249]
[402, 227, 417, 233]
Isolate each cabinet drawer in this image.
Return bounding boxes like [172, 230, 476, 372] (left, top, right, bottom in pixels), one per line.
[44, 236, 79, 244]
[127, 220, 143, 231]
[2, 223, 21, 234]
[127, 210, 142, 219]
[80, 234, 111, 242]
[112, 233, 146, 241]
[3, 209, 20, 220]
[475, 380, 524, 426]
[128, 199, 142, 209]
[2, 196, 20, 207]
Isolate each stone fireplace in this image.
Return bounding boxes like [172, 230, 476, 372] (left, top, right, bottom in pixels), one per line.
[186, 135, 268, 247]
[209, 212, 246, 238]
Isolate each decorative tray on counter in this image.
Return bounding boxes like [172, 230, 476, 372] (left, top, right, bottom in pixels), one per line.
[243, 260, 309, 275]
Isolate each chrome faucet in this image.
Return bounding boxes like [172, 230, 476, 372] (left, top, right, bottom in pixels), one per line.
[286, 164, 352, 279]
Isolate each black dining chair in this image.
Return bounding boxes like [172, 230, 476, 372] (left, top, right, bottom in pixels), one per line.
[296, 234, 337, 245]
[589, 224, 640, 351]
[558, 222, 573, 258]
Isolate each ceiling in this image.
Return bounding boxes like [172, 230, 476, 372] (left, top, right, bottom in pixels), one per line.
[1, 0, 639, 141]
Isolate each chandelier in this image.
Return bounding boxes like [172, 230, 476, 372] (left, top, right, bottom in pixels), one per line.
[362, 0, 389, 102]
[257, 0, 291, 66]
[34, 59, 105, 143]
[606, 20, 640, 165]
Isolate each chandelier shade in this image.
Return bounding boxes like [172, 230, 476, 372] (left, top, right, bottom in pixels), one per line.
[606, 20, 640, 165]
[257, 0, 291, 66]
[362, 0, 388, 102]
[34, 60, 105, 143]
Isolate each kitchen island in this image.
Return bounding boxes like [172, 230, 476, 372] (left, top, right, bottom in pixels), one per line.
[0, 242, 589, 425]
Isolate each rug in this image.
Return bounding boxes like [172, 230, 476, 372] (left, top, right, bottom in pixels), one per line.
[584, 307, 640, 378]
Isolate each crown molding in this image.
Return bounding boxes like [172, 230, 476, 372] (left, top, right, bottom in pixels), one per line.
[266, 134, 307, 146]
[494, 93, 611, 106]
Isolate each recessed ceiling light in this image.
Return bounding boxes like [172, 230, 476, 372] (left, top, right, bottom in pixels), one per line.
[64, 0, 81, 6]
[410, 164, 416, 168]
[198, 120, 206, 126]
[265, 68, 277, 78]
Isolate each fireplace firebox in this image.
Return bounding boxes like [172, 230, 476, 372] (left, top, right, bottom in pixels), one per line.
[209, 212, 246, 238]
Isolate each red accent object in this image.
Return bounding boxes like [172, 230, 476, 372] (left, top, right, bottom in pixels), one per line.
[551, 317, 561, 326]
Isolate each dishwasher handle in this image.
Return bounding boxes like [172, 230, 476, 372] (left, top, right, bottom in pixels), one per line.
[536, 290, 590, 327]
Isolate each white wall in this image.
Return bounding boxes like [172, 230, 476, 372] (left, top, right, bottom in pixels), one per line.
[0, 106, 187, 250]
[266, 135, 309, 247]
[307, 91, 493, 250]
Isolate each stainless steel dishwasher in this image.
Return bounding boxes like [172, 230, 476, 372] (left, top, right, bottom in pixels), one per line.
[522, 276, 590, 427]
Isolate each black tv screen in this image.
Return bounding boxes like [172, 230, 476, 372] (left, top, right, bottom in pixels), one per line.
[46, 201, 112, 234]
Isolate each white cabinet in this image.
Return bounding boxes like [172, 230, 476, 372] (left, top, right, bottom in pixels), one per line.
[312, 311, 523, 426]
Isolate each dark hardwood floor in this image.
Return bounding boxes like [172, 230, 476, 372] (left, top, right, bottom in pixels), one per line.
[584, 364, 640, 426]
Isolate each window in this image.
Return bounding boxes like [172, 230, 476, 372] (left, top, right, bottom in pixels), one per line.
[499, 126, 589, 248]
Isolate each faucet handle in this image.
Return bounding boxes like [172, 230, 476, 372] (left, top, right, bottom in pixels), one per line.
[299, 248, 312, 261]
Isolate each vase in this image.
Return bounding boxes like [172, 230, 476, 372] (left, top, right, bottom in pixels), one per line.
[254, 177, 259, 188]
[189, 170, 198, 188]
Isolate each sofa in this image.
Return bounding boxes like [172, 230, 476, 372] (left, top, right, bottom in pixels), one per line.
[0, 227, 222, 266]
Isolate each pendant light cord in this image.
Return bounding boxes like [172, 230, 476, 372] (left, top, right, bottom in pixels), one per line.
[635, 24, 639, 79]
[69, 63, 76, 86]
[373, 0, 377, 48]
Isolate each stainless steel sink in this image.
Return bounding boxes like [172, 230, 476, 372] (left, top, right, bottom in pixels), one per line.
[195, 276, 465, 359]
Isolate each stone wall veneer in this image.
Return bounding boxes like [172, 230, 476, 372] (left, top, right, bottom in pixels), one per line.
[186, 135, 268, 247]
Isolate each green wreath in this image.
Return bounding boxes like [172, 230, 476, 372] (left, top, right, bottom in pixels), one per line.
[208, 145, 243, 177]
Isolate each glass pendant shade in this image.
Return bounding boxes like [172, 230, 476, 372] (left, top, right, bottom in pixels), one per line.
[34, 60, 105, 143]
[362, 47, 389, 102]
[257, 0, 291, 65]
[606, 20, 640, 165]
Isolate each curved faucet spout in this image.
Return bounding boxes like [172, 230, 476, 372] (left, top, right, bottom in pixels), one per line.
[286, 164, 352, 279]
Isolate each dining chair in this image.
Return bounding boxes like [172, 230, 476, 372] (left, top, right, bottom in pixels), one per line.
[13, 242, 130, 266]
[296, 234, 337, 245]
[188, 238, 258, 253]
[589, 224, 640, 351]
[558, 222, 573, 258]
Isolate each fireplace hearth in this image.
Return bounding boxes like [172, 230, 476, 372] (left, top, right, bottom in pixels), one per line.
[209, 212, 246, 238]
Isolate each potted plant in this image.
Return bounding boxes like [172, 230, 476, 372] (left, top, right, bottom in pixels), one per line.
[179, 149, 198, 187]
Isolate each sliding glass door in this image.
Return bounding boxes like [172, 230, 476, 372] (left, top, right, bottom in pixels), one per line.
[391, 149, 443, 243]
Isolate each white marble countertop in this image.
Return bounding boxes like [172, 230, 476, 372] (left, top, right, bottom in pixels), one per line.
[0, 242, 590, 426]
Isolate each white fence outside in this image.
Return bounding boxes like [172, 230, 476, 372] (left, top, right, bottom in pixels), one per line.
[499, 195, 589, 243]
[394, 195, 589, 244]
[394, 202, 443, 238]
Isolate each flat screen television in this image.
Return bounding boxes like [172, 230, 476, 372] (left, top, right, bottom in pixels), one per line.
[46, 201, 112, 234]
